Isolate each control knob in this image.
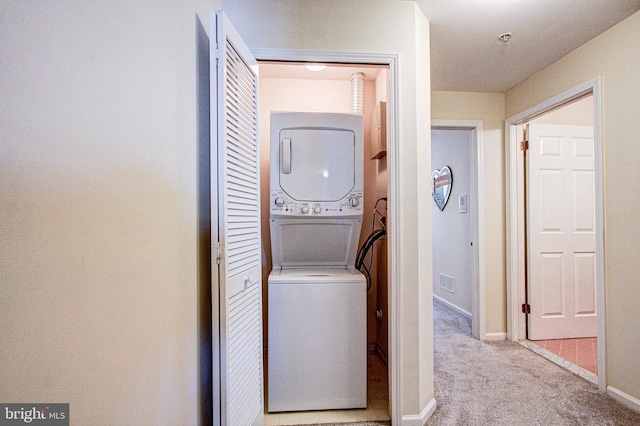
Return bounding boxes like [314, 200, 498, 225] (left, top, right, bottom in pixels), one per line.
[274, 197, 285, 207]
[348, 197, 360, 207]
[313, 205, 322, 214]
[301, 205, 310, 214]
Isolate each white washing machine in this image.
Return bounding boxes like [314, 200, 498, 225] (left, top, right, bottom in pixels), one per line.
[267, 112, 367, 412]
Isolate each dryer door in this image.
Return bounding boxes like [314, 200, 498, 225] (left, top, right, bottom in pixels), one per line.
[279, 127, 355, 202]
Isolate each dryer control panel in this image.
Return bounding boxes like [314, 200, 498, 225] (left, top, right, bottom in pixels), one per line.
[270, 190, 363, 216]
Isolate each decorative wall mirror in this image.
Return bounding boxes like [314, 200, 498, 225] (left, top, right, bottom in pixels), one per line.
[432, 166, 452, 211]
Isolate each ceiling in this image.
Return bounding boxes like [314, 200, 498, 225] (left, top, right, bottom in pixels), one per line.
[259, 1, 640, 93]
[418, 0, 640, 92]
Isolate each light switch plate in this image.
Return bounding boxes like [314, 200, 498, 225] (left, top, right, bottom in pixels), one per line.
[458, 195, 467, 213]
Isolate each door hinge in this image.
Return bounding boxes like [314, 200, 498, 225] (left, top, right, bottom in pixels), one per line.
[212, 47, 220, 64]
[521, 303, 531, 314]
[520, 126, 529, 151]
[215, 242, 221, 265]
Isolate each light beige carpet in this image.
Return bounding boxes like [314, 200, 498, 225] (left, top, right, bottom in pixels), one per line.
[428, 300, 640, 425]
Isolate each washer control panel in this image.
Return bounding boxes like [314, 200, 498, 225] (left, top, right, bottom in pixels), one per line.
[270, 191, 363, 216]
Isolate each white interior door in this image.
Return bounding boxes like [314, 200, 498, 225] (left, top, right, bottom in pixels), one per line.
[527, 123, 597, 340]
[211, 11, 263, 426]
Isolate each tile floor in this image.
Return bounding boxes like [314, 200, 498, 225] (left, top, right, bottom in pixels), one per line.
[264, 354, 390, 425]
[531, 338, 597, 374]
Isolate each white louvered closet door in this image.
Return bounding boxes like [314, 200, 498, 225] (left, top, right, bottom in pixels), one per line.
[211, 11, 263, 426]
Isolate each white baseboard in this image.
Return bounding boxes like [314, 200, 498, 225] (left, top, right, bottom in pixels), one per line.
[433, 294, 471, 319]
[484, 332, 507, 341]
[607, 385, 640, 414]
[402, 398, 437, 425]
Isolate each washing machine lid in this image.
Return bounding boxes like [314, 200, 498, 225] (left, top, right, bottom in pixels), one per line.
[268, 266, 365, 284]
[275, 267, 358, 277]
[270, 217, 362, 268]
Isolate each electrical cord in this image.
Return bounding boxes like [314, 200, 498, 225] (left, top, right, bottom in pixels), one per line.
[356, 197, 387, 291]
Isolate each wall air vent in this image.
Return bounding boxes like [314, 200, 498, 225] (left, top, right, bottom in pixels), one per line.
[439, 273, 455, 293]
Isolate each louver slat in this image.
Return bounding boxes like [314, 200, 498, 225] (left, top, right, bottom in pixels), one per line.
[224, 38, 259, 279]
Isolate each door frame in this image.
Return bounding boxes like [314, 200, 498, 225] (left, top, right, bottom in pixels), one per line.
[505, 77, 606, 390]
[431, 120, 486, 340]
[251, 47, 402, 424]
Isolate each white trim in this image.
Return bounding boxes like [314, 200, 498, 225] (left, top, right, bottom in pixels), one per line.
[505, 121, 523, 343]
[607, 386, 640, 414]
[431, 120, 486, 341]
[505, 77, 606, 391]
[484, 332, 507, 342]
[402, 398, 437, 426]
[593, 81, 606, 391]
[250, 47, 402, 425]
[433, 294, 471, 320]
[508, 82, 599, 124]
[251, 48, 398, 66]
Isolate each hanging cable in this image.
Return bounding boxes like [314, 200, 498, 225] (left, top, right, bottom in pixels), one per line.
[356, 197, 387, 291]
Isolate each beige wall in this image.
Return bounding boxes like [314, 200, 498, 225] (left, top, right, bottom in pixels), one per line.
[506, 11, 640, 401]
[0, 0, 218, 424]
[221, 0, 434, 418]
[431, 91, 507, 336]
[530, 96, 594, 126]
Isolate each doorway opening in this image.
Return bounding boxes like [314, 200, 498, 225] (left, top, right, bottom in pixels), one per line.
[520, 95, 598, 383]
[256, 59, 392, 424]
[506, 78, 605, 390]
[431, 120, 485, 341]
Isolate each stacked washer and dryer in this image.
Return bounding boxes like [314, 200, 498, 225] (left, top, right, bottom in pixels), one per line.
[268, 112, 367, 412]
